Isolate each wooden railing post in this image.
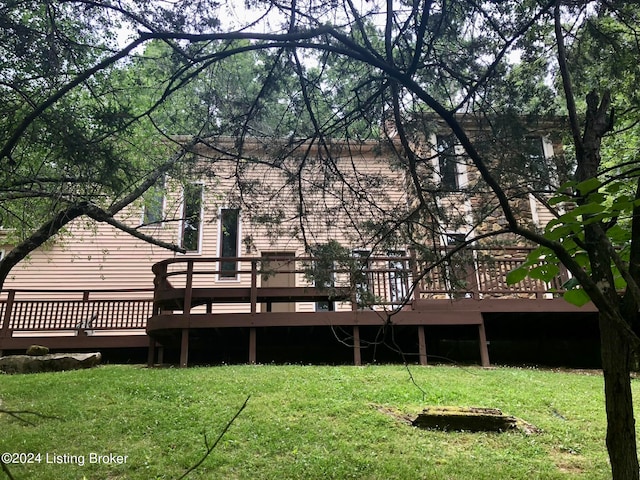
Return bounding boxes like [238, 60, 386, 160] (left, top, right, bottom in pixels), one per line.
[180, 260, 194, 368]
[0, 290, 15, 355]
[249, 260, 258, 364]
[250, 260, 258, 314]
[418, 325, 427, 365]
[465, 249, 479, 298]
[76, 290, 91, 336]
[409, 249, 420, 308]
[152, 261, 169, 315]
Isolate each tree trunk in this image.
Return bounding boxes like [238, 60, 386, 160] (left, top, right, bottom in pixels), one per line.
[600, 311, 639, 480]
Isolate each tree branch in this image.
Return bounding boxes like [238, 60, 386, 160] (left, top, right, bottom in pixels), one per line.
[0, 36, 148, 164]
[0, 202, 91, 289]
[84, 204, 186, 254]
[554, 3, 584, 156]
[177, 395, 250, 480]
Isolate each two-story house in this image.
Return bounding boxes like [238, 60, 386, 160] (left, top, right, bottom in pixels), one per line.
[0, 119, 600, 367]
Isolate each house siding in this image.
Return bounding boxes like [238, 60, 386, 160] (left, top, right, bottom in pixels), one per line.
[3, 139, 410, 312]
[3, 125, 566, 308]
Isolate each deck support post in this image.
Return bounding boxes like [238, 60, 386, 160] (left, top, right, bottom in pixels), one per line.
[478, 320, 490, 367]
[0, 290, 16, 356]
[147, 338, 156, 367]
[353, 325, 361, 366]
[249, 327, 257, 364]
[158, 346, 164, 365]
[418, 325, 427, 365]
[180, 329, 189, 368]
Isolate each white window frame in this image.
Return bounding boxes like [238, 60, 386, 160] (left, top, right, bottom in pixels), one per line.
[431, 134, 469, 190]
[528, 136, 559, 227]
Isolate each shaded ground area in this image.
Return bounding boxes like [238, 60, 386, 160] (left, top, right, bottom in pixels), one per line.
[144, 311, 599, 367]
[5, 311, 600, 367]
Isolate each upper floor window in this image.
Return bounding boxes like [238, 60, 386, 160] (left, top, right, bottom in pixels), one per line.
[142, 183, 165, 226]
[436, 134, 459, 190]
[219, 208, 240, 278]
[524, 136, 552, 191]
[181, 183, 203, 253]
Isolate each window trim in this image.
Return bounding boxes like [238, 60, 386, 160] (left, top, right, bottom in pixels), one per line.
[443, 232, 467, 247]
[525, 136, 558, 227]
[432, 134, 469, 191]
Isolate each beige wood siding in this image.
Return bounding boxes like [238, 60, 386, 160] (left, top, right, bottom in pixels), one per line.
[3, 139, 409, 315]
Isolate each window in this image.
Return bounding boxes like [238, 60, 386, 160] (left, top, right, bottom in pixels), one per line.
[219, 208, 240, 278]
[437, 134, 459, 190]
[142, 183, 164, 226]
[524, 136, 552, 191]
[181, 184, 203, 252]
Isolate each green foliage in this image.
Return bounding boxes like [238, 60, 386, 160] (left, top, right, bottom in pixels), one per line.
[304, 240, 376, 305]
[563, 288, 592, 308]
[0, 2, 165, 244]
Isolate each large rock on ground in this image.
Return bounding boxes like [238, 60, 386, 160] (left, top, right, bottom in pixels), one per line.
[411, 406, 540, 434]
[0, 352, 102, 374]
[26, 345, 50, 356]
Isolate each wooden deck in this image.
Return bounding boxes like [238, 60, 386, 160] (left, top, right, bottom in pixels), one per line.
[1, 249, 598, 366]
[147, 252, 597, 367]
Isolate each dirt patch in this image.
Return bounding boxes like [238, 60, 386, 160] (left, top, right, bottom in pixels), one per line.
[373, 405, 415, 425]
[551, 448, 587, 475]
[373, 404, 540, 434]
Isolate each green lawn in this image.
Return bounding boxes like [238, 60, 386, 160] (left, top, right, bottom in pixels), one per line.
[0, 364, 635, 479]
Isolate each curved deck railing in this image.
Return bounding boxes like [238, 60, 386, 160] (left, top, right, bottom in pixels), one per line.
[151, 248, 568, 315]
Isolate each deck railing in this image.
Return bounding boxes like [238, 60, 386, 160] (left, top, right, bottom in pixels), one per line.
[416, 247, 569, 299]
[0, 289, 154, 336]
[152, 247, 569, 311]
[0, 248, 569, 346]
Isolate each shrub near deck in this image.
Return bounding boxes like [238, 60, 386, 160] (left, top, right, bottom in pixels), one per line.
[0, 365, 633, 479]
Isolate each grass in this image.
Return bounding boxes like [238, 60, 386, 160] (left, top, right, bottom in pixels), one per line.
[0, 364, 636, 479]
